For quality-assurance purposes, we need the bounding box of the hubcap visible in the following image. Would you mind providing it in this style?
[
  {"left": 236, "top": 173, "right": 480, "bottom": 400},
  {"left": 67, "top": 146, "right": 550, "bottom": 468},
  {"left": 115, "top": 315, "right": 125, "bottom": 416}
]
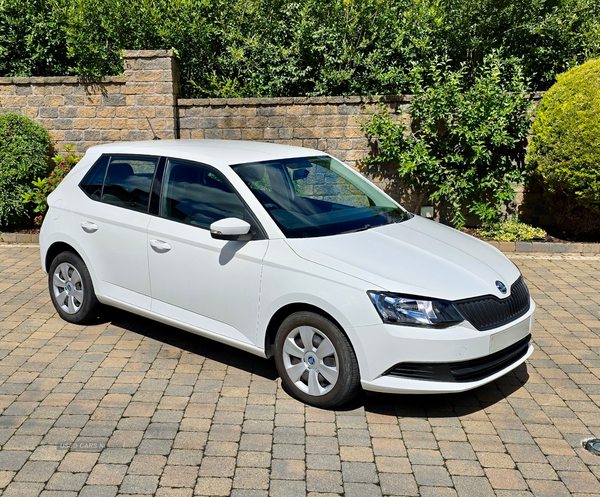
[
  {"left": 52, "top": 263, "right": 84, "bottom": 314},
  {"left": 282, "top": 326, "right": 339, "bottom": 396}
]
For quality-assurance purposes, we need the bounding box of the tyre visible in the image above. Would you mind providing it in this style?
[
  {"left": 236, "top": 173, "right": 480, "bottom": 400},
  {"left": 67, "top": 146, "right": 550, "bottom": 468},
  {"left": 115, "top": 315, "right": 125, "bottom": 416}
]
[
  {"left": 274, "top": 311, "right": 360, "bottom": 408},
  {"left": 48, "top": 251, "right": 100, "bottom": 324}
]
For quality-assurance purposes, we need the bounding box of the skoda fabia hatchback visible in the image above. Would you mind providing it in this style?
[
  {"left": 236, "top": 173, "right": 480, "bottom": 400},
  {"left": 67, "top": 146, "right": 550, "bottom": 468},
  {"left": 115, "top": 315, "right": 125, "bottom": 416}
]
[{"left": 41, "top": 140, "right": 534, "bottom": 407}]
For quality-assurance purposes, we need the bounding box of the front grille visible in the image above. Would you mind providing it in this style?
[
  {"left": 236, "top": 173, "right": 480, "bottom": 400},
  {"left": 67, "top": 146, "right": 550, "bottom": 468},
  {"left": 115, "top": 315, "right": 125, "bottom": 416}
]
[
  {"left": 454, "top": 276, "right": 530, "bottom": 331},
  {"left": 385, "top": 334, "right": 531, "bottom": 383}
]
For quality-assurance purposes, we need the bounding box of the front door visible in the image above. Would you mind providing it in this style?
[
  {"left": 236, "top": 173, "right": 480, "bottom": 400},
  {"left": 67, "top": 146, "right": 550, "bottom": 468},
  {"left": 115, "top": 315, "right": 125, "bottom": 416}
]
[{"left": 147, "top": 158, "right": 268, "bottom": 346}]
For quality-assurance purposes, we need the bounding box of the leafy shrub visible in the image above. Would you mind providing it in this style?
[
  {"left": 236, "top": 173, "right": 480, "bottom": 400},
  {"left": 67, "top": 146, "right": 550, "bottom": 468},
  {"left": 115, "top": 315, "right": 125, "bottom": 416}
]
[
  {"left": 527, "top": 59, "right": 600, "bottom": 240},
  {"left": 476, "top": 221, "right": 547, "bottom": 242},
  {"left": 0, "top": 113, "right": 51, "bottom": 228},
  {"left": 23, "top": 145, "right": 80, "bottom": 226},
  {"left": 362, "top": 53, "right": 533, "bottom": 229}
]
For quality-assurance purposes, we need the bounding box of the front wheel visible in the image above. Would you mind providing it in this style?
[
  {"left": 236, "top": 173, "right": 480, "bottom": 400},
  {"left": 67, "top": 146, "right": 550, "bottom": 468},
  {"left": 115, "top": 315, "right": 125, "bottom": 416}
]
[
  {"left": 274, "top": 311, "right": 360, "bottom": 408},
  {"left": 48, "top": 251, "right": 100, "bottom": 324}
]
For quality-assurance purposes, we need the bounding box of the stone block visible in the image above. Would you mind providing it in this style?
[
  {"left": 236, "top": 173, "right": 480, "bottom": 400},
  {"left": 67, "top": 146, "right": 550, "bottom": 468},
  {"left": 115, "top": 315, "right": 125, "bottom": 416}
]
[
  {"left": 101, "top": 130, "right": 121, "bottom": 141},
  {"left": 241, "top": 129, "right": 264, "bottom": 140},
  {"left": 245, "top": 117, "right": 268, "bottom": 128},
  {"left": 90, "top": 118, "right": 112, "bottom": 129},
  {"left": 317, "top": 115, "right": 347, "bottom": 127},
  {"left": 126, "top": 107, "right": 155, "bottom": 118},
  {"left": 96, "top": 107, "right": 116, "bottom": 118},
  {"left": 54, "top": 118, "right": 74, "bottom": 130},
  {"left": 307, "top": 104, "right": 332, "bottom": 115},
  {"left": 218, "top": 117, "right": 246, "bottom": 128},
  {"left": 72, "top": 118, "right": 90, "bottom": 129},
  {"left": 294, "top": 128, "right": 322, "bottom": 139},
  {"left": 62, "top": 131, "right": 84, "bottom": 143},
  {"left": 111, "top": 118, "right": 135, "bottom": 129},
  {"left": 85, "top": 95, "right": 103, "bottom": 106},
  {"left": 122, "top": 83, "right": 156, "bottom": 95},
  {"left": 136, "top": 95, "right": 166, "bottom": 106},
  {"left": 15, "top": 85, "right": 34, "bottom": 95},
  {"left": 102, "top": 94, "right": 126, "bottom": 106},
  {"left": 44, "top": 95, "right": 64, "bottom": 106},
  {"left": 222, "top": 129, "right": 243, "bottom": 140},
  {"left": 322, "top": 127, "right": 344, "bottom": 139},
  {"left": 77, "top": 106, "right": 96, "bottom": 118},
  {"left": 84, "top": 129, "right": 102, "bottom": 141},
  {"left": 264, "top": 128, "right": 279, "bottom": 139},
  {"left": 179, "top": 117, "right": 198, "bottom": 129},
  {"left": 65, "top": 95, "right": 86, "bottom": 106},
  {"left": 4, "top": 95, "right": 26, "bottom": 107},
  {"left": 26, "top": 96, "right": 44, "bottom": 107},
  {"left": 132, "top": 70, "right": 164, "bottom": 83},
  {"left": 39, "top": 107, "right": 59, "bottom": 118}
]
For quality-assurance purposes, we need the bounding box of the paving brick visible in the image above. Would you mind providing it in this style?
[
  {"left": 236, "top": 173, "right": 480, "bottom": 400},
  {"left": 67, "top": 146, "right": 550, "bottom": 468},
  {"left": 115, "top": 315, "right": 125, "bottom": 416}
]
[
  {"left": 378, "top": 473, "right": 419, "bottom": 496},
  {"left": 306, "top": 470, "right": 343, "bottom": 493},
  {"left": 194, "top": 477, "right": 232, "bottom": 496},
  {"left": 119, "top": 474, "right": 159, "bottom": 494},
  {"left": 86, "top": 464, "right": 127, "bottom": 485}
]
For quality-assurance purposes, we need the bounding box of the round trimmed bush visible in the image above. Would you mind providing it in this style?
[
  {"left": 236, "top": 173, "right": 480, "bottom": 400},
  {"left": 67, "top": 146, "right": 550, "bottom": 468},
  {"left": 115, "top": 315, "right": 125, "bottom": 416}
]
[
  {"left": 0, "top": 113, "right": 51, "bottom": 228},
  {"left": 527, "top": 59, "right": 600, "bottom": 240}
]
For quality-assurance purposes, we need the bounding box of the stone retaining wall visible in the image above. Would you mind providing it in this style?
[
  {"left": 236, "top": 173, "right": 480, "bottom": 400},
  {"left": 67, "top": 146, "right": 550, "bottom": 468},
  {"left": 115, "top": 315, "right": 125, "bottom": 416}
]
[
  {"left": 0, "top": 50, "right": 178, "bottom": 152},
  {"left": 0, "top": 50, "right": 548, "bottom": 225}
]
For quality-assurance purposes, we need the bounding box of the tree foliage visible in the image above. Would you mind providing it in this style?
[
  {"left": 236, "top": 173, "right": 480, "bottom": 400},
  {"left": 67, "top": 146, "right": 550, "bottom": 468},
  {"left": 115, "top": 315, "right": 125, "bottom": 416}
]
[
  {"left": 0, "top": 0, "right": 598, "bottom": 98},
  {"left": 362, "top": 54, "right": 533, "bottom": 229}
]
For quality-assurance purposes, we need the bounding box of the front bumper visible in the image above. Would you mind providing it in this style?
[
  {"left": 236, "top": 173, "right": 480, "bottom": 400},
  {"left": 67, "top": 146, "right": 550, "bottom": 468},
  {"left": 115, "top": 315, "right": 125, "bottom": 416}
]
[{"left": 354, "top": 299, "right": 535, "bottom": 394}]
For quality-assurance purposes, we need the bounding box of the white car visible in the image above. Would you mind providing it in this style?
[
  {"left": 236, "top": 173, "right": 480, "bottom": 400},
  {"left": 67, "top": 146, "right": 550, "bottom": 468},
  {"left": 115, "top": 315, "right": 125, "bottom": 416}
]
[{"left": 40, "top": 140, "right": 534, "bottom": 408}]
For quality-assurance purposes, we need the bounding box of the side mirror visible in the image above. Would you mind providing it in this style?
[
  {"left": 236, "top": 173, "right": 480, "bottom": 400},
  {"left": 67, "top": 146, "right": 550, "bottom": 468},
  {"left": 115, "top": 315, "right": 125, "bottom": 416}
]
[{"left": 210, "top": 218, "right": 253, "bottom": 241}]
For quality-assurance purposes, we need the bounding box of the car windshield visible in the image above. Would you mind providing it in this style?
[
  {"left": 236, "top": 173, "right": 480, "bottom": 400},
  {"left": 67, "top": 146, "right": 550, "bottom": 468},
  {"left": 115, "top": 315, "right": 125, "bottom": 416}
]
[{"left": 231, "top": 156, "right": 411, "bottom": 238}]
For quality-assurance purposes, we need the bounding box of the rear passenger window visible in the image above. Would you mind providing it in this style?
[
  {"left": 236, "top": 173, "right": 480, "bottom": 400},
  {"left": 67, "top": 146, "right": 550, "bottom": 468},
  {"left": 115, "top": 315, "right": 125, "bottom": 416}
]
[
  {"left": 102, "top": 157, "right": 158, "bottom": 212},
  {"left": 162, "top": 159, "right": 245, "bottom": 229},
  {"left": 80, "top": 155, "right": 110, "bottom": 200}
]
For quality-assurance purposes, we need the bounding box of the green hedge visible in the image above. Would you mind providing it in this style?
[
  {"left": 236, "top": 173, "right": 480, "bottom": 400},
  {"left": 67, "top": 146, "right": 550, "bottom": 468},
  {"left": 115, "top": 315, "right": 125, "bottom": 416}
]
[
  {"left": 362, "top": 54, "right": 532, "bottom": 229},
  {"left": 527, "top": 59, "right": 600, "bottom": 240},
  {"left": 0, "top": 0, "right": 598, "bottom": 98},
  {"left": 0, "top": 113, "right": 51, "bottom": 229}
]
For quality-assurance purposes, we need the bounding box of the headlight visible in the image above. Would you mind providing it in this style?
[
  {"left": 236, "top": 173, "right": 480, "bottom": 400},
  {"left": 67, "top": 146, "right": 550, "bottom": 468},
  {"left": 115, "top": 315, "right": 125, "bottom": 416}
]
[{"left": 367, "top": 291, "right": 464, "bottom": 328}]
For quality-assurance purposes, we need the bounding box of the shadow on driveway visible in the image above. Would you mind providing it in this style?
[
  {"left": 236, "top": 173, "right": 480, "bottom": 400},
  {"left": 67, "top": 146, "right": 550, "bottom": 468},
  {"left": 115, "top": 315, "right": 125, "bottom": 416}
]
[{"left": 103, "top": 307, "right": 530, "bottom": 418}]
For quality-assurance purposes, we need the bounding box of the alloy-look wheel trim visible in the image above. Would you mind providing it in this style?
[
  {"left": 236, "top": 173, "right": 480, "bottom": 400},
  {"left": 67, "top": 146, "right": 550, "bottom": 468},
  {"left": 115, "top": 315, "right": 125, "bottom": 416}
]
[
  {"left": 52, "top": 262, "right": 84, "bottom": 314},
  {"left": 282, "top": 325, "right": 339, "bottom": 396}
]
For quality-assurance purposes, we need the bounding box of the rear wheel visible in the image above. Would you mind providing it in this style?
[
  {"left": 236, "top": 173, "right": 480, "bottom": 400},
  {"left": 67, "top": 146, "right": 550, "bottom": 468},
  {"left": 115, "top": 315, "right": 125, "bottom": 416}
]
[
  {"left": 48, "top": 251, "right": 100, "bottom": 324},
  {"left": 274, "top": 311, "right": 360, "bottom": 408}
]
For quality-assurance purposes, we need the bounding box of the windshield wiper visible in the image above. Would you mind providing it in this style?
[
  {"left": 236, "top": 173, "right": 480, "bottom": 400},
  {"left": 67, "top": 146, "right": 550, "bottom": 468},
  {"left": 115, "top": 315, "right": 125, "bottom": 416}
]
[{"left": 340, "top": 224, "right": 374, "bottom": 234}]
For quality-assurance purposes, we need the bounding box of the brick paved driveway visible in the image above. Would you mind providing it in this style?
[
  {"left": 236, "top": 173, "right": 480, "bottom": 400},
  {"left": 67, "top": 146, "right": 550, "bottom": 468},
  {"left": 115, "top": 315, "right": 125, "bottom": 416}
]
[{"left": 1, "top": 245, "right": 600, "bottom": 497}]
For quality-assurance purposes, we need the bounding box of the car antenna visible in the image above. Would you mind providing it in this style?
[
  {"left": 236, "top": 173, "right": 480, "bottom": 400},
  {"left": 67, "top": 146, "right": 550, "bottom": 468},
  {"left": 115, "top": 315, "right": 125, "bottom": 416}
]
[{"left": 146, "top": 117, "right": 161, "bottom": 140}]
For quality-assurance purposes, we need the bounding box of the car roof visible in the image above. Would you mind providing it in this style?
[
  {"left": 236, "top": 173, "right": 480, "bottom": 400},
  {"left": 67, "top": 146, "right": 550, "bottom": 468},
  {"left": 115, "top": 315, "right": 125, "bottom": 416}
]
[{"left": 86, "top": 140, "right": 325, "bottom": 166}]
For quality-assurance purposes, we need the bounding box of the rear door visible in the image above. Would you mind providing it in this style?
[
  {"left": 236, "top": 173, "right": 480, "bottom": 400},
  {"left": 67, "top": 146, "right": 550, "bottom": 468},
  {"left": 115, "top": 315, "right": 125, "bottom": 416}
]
[{"left": 77, "top": 155, "right": 160, "bottom": 309}]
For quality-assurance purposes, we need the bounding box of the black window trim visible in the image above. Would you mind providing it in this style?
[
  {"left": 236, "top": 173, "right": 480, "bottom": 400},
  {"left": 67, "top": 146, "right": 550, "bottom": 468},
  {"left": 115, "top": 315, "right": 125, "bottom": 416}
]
[
  {"left": 157, "top": 156, "right": 268, "bottom": 240},
  {"left": 79, "top": 153, "right": 268, "bottom": 240},
  {"left": 79, "top": 153, "right": 163, "bottom": 214}
]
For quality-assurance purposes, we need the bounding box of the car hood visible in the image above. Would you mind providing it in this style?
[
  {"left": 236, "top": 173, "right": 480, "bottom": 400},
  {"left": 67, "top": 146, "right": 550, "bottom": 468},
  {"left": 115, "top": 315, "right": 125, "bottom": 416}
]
[{"left": 285, "top": 215, "right": 521, "bottom": 301}]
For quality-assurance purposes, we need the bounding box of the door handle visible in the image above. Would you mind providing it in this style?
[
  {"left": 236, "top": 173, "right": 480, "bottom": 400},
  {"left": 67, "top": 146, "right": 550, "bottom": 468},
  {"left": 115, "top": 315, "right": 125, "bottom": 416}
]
[
  {"left": 80, "top": 221, "right": 98, "bottom": 233},
  {"left": 149, "top": 239, "right": 171, "bottom": 252}
]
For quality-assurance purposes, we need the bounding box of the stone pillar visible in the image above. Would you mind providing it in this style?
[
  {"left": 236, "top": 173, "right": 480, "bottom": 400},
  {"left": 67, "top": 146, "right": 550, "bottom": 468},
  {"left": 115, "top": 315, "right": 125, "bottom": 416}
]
[{"left": 122, "top": 50, "right": 180, "bottom": 140}]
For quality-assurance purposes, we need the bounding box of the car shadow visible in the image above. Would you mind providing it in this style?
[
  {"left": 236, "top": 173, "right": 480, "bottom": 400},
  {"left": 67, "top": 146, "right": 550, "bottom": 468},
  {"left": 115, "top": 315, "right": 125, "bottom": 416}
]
[{"left": 100, "top": 308, "right": 530, "bottom": 416}]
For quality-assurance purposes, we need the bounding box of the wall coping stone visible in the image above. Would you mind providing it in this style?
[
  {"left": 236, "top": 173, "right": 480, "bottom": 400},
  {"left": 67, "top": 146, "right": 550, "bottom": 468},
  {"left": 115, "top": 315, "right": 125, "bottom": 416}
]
[
  {"left": 0, "top": 76, "right": 128, "bottom": 85},
  {"left": 178, "top": 94, "right": 414, "bottom": 107},
  {"left": 122, "top": 49, "right": 175, "bottom": 58}
]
